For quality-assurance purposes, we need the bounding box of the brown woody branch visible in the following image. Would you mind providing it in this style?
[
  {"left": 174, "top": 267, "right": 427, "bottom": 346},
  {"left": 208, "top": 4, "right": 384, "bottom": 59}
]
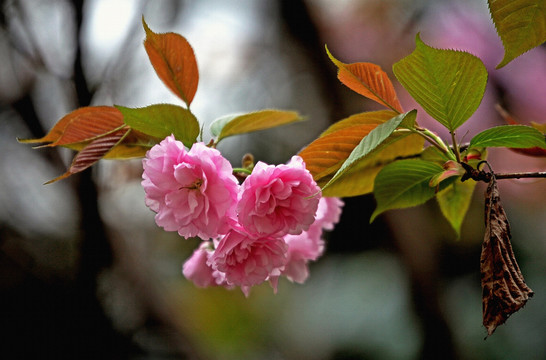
[
  {"left": 460, "top": 162, "right": 546, "bottom": 183},
  {"left": 494, "top": 172, "right": 546, "bottom": 180}
]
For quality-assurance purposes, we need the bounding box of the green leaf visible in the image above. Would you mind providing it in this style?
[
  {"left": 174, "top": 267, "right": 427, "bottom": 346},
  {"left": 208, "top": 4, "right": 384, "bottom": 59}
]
[
  {"left": 299, "top": 124, "right": 381, "bottom": 181},
  {"left": 436, "top": 180, "right": 476, "bottom": 238},
  {"left": 489, "top": 0, "right": 546, "bottom": 68},
  {"left": 531, "top": 121, "right": 546, "bottom": 133},
  {"left": 318, "top": 162, "right": 383, "bottom": 197},
  {"left": 317, "top": 130, "right": 424, "bottom": 197},
  {"left": 117, "top": 104, "right": 199, "bottom": 148},
  {"left": 101, "top": 129, "right": 160, "bottom": 159},
  {"left": 371, "top": 159, "right": 444, "bottom": 222},
  {"left": 211, "top": 110, "right": 303, "bottom": 142},
  {"left": 420, "top": 145, "right": 453, "bottom": 164},
  {"left": 210, "top": 114, "right": 237, "bottom": 137},
  {"left": 321, "top": 110, "right": 417, "bottom": 192},
  {"left": 393, "top": 34, "right": 488, "bottom": 131},
  {"left": 298, "top": 111, "right": 399, "bottom": 182},
  {"left": 469, "top": 125, "right": 546, "bottom": 149}
]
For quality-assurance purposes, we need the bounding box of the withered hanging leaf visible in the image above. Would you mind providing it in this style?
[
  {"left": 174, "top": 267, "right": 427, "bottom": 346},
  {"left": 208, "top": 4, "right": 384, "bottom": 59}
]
[{"left": 481, "top": 176, "right": 533, "bottom": 337}]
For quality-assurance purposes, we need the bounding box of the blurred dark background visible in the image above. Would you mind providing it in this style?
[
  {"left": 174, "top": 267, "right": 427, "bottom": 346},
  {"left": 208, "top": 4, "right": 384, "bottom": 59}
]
[{"left": 1, "top": 0, "right": 544, "bottom": 359}]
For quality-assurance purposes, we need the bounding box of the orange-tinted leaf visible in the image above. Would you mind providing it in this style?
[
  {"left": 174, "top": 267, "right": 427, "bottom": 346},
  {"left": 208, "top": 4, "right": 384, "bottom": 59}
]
[
  {"left": 300, "top": 110, "right": 419, "bottom": 186},
  {"left": 495, "top": 105, "right": 546, "bottom": 157},
  {"left": 319, "top": 110, "right": 398, "bottom": 137},
  {"left": 46, "top": 127, "right": 131, "bottom": 184},
  {"left": 299, "top": 124, "right": 380, "bottom": 181},
  {"left": 326, "top": 46, "right": 403, "bottom": 113},
  {"left": 143, "top": 17, "right": 198, "bottom": 106},
  {"left": 18, "top": 106, "right": 125, "bottom": 147}
]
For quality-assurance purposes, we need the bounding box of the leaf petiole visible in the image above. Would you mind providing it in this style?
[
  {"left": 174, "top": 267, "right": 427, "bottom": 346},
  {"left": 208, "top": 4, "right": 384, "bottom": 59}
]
[
  {"left": 450, "top": 131, "right": 462, "bottom": 163},
  {"left": 410, "top": 127, "right": 456, "bottom": 161}
]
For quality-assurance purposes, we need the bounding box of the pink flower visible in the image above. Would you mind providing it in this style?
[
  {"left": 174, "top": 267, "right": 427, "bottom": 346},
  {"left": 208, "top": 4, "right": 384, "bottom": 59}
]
[
  {"left": 237, "top": 156, "right": 321, "bottom": 237},
  {"left": 282, "top": 197, "right": 344, "bottom": 283},
  {"left": 142, "top": 136, "right": 239, "bottom": 239},
  {"left": 208, "top": 226, "right": 288, "bottom": 290},
  {"left": 182, "top": 241, "right": 235, "bottom": 289},
  {"left": 282, "top": 228, "right": 323, "bottom": 284},
  {"left": 182, "top": 242, "right": 216, "bottom": 288},
  {"left": 314, "top": 196, "right": 344, "bottom": 231}
]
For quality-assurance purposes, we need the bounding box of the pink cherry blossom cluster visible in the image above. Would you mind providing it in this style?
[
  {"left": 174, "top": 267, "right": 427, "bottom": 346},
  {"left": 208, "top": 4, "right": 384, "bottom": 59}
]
[{"left": 142, "top": 135, "right": 343, "bottom": 296}]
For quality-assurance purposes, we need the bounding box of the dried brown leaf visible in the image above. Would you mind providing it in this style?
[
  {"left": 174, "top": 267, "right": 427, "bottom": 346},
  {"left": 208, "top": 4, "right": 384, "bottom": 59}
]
[{"left": 481, "top": 176, "right": 533, "bottom": 337}]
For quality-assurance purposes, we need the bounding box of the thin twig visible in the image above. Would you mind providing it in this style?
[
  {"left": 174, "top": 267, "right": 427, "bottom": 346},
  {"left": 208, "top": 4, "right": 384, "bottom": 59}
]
[{"left": 494, "top": 172, "right": 546, "bottom": 180}]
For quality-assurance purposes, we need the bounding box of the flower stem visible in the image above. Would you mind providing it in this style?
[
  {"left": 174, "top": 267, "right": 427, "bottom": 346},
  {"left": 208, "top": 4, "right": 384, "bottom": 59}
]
[{"left": 233, "top": 167, "right": 252, "bottom": 175}]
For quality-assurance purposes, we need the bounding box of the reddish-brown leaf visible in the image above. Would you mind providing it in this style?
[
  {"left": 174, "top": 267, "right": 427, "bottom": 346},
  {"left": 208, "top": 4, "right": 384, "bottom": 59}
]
[
  {"left": 45, "top": 127, "right": 131, "bottom": 184},
  {"left": 18, "top": 106, "right": 125, "bottom": 147},
  {"left": 64, "top": 129, "right": 159, "bottom": 159},
  {"left": 103, "top": 129, "right": 159, "bottom": 159},
  {"left": 327, "top": 46, "right": 403, "bottom": 113},
  {"left": 481, "top": 176, "right": 533, "bottom": 337},
  {"left": 143, "top": 17, "right": 198, "bottom": 106}
]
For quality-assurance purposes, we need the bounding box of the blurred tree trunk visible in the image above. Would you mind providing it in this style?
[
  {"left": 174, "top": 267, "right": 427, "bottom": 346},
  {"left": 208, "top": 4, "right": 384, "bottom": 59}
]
[{"left": 1, "top": 1, "right": 199, "bottom": 358}]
